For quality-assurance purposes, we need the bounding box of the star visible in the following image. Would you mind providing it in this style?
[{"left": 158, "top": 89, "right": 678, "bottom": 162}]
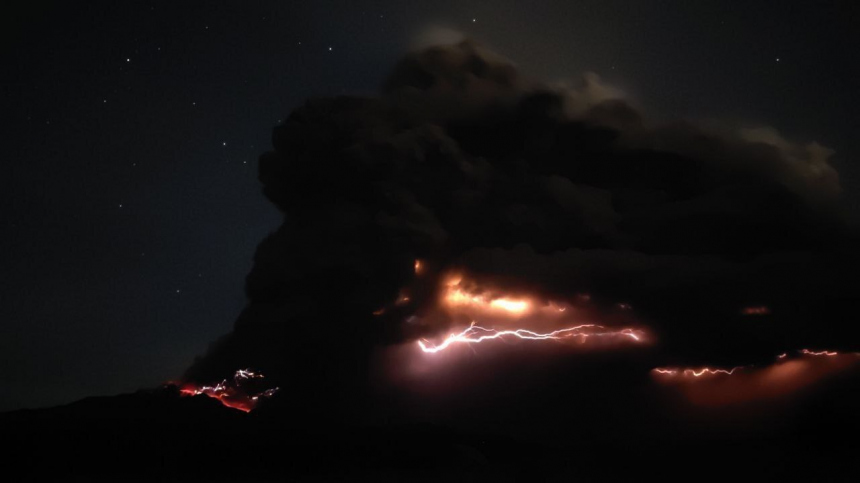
[{"left": 328, "top": 47, "right": 333, "bottom": 51}]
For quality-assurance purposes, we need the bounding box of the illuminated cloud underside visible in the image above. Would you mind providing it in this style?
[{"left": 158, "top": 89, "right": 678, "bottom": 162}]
[
  {"left": 652, "top": 350, "right": 860, "bottom": 406},
  {"left": 415, "top": 271, "right": 645, "bottom": 353}
]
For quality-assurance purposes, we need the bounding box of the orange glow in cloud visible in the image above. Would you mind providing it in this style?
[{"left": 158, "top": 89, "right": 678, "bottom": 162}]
[
  {"left": 741, "top": 306, "right": 771, "bottom": 315},
  {"left": 411, "top": 272, "right": 645, "bottom": 354},
  {"left": 396, "top": 290, "right": 411, "bottom": 305},
  {"left": 488, "top": 298, "right": 530, "bottom": 313},
  {"left": 439, "top": 273, "right": 569, "bottom": 318}
]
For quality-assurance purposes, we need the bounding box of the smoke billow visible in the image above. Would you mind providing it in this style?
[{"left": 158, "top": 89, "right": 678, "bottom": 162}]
[{"left": 184, "top": 40, "right": 859, "bottom": 421}]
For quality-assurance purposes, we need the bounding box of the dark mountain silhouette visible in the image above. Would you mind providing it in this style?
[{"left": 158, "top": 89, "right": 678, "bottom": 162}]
[{"left": 5, "top": 369, "right": 860, "bottom": 481}]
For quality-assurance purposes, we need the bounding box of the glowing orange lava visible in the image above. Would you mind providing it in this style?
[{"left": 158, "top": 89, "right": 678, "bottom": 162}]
[
  {"left": 418, "top": 322, "right": 645, "bottom": 353},
  {"left": 179, "top": 369, "right": 279, "bottom": 413}
]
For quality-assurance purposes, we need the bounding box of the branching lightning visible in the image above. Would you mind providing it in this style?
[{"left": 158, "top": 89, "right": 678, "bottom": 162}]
[
  {"left": 800, "top": 349, "right": 839, "bottom": 357},
  {"left": 418, "top": 322, "right": 644, "bottom": 353},
  {"left": 652, "top": 349, "right": 859, "bottom": 380},
  {"left": 652, "top": 366, "right": 745, "bottom": 378}
]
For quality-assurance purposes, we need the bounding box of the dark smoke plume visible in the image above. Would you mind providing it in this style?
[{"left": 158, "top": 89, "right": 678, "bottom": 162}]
[{"left": 184, "top": 40, "right": 859, "bottom": 420}]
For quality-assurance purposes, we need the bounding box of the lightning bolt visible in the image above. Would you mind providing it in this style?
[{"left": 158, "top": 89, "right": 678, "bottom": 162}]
[{"left": 418, "top": 323, "right": 644, "bottom": 353}]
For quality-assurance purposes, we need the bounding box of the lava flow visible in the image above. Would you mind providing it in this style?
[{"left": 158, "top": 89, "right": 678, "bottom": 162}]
[
  {"left": 418, "top": 322, "right": 645, "bottom": 353},
  {"left": 179, "top": 368, "right": 279, "bottom": 413}
]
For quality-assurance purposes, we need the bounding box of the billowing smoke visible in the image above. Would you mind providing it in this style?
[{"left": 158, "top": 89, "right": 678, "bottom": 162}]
[{"left": 184, "top": 40, "right": 859, "bottom": 422}]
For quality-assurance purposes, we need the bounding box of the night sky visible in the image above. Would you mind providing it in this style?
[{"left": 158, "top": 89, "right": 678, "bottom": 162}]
[{"left": 2, "top": 0, "right": 858, "bottom": 412}]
